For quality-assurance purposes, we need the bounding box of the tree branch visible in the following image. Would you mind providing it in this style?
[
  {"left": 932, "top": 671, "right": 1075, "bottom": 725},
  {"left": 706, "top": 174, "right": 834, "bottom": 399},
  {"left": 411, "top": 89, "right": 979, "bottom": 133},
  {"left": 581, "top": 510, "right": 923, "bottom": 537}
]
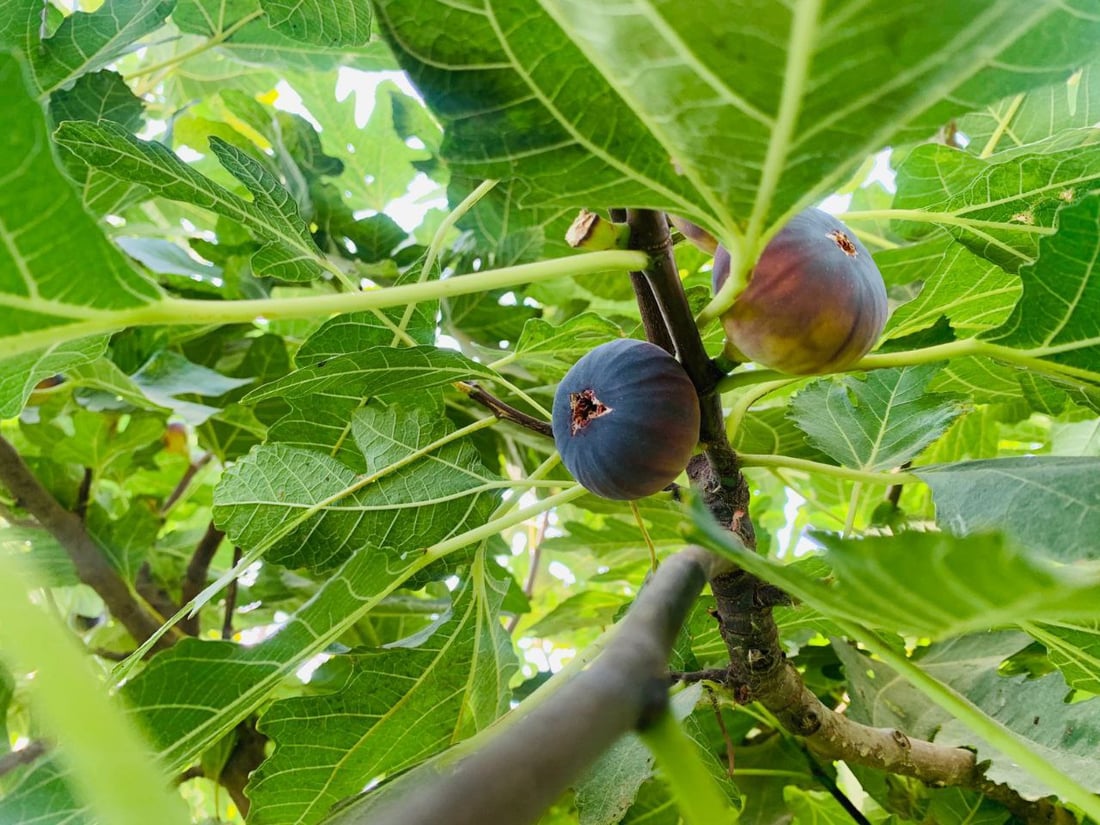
[
  {"left": 706, "top": 568, "right": 1071, "bottom": 824},
  {"left": 0, "top": 436, "right": 178, "bottom": 652},
  {"left": 222, "top": 546, "right": 243, "bottom": 640},
  {"left": 161, "top": 452, "right": 213, "bottom": 515},
  {"left": 0, "top": 740, "right": 49, "bottom": 776},
  {"left": 624, "top": 209, "right": 725, "bottom": 445},
  {"left": 458, "top": 382, "right": 553, "bottom": 438},
  {"left": 610, "top": 208, "right": 676, "bottom": 356},
  {"left": 180, "top": 522, "right": 226, "bottom": 636},
  {"left": 356, "top": 545, "right": 722, "bottom": 825}
]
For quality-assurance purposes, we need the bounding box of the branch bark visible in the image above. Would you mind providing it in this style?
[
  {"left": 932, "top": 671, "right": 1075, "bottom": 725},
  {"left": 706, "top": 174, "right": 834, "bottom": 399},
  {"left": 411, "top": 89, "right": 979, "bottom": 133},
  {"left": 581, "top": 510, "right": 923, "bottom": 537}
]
[
  {"left": 180, "top": 522, "right": 226, "bottom": 635},
  {"left": 705, "top": 568, "right": 1071, "bottom": 824},
  {"left": 610, "top": 208, "right": 676, "bottom": 356},
  {"left": 458, "top": 382, "right": 554, "bottom": 438},
  {"left": 624, "top": 209, "right": 725, "bottom": 445},
  {"left": 0, "top": 436, "right": 178, "bottom": 652},
  {"left": 354, "top": 545, "right": 721, "bottom": 825},
  {"left": 0, "top": 740, "right": 49, "bottom": 776}
]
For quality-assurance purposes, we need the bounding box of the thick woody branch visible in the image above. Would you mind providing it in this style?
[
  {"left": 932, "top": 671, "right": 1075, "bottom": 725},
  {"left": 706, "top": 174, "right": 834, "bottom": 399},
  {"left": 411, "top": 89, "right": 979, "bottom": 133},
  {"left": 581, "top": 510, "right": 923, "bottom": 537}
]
[
  {"left": 354, "top": 545, "right": 720, "bottom": 825},
  {"left": 0, "top": 436, "right": 177, "bottom": 652},
  {"left": 706, "top": 569, "right": 1069, "bottom": 824}
]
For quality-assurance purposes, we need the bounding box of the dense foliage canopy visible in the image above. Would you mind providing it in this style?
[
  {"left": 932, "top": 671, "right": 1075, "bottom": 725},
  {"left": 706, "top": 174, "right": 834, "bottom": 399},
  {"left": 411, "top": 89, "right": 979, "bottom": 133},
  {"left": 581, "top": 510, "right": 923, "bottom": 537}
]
[{"left": 2, "top": 2, "right": 1100, "bottom": 824}]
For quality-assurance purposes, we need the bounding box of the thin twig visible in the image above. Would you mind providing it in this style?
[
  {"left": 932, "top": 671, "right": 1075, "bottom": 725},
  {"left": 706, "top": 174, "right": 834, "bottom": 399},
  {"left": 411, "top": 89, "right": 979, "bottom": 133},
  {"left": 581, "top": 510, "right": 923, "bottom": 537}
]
[
  {"left": 610, "top": 208, "right": 675, "bottom": 355},
  {"left": 161, "top": 452, "right": 213, "bottom": 516},
  {"left": 458, "top": 382, "right": 553, "bottom": 438},
  {"left": 180, "top": 523, "right": 226, "bottom": 635},
  {"left": 710, "top": 691, "right": 736, "bottom": 777},
  {"left": 222, "top": 546, "right": 243, "bottom": 641},
  {"left": 0, "top": 740, "right": 49, "bottom": 776},
  {"left": 505, "top": 512, "right": 549, "bottom": 634},
  {"left": 74, "top": 468, "right": 92, "bottom": 521}
]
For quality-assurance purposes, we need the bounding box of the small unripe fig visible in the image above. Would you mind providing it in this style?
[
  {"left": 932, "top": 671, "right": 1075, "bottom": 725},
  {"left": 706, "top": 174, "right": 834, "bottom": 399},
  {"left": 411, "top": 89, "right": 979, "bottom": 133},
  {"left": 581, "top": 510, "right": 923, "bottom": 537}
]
[
  {"left": 719, "top": 208, "right": 887, "bottom": 375},
  {"left": 668, "top": 215, "right": 718, "bottom": 254},
  {"left": 552, "top": 339, "right": 700, "bottom": 500}
]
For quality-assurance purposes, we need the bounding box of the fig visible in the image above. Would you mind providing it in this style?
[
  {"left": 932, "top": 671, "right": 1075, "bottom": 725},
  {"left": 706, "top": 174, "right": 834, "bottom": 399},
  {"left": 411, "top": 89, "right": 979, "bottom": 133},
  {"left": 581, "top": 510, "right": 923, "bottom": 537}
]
[
  {"left": 668, "top": 215, "right": 719, "bottom": 254},
  {"left": 718, "top": 208, "right": 887, "bottom": 375},
  {"left": 552, "top": 339, "right": 700, "bottom": 500}
]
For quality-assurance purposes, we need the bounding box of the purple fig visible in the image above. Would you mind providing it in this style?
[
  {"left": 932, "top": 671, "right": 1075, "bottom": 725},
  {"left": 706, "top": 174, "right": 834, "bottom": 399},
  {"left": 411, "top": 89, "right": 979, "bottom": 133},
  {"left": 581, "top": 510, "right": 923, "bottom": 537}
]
[
  {"left": 552, "top": 339, "right": 700, "bottom": 500},
  {"left": 719, "top": 209, "right": 887, "bottom": 375}
]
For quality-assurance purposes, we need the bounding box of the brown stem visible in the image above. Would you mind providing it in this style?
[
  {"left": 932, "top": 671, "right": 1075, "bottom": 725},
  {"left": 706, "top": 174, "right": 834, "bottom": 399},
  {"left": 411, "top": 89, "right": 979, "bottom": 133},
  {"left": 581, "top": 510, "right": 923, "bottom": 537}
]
[
  {"left": 222, "top": 546, "right": 243, "bottom": 640},
  {"left": 180, "top": 522, "right": 226, "bottom": 635},
  {"left": 161, "top": 452, "right": 213, "bottom": 515},
  {"left": 505, "top": 512, "right": 549, "bottom": 634},
  {"left": 706, "top": 568, "right": 1071, "bottom": 824},
  {"left": 0, "top": 436, "right": 177, "bottom": 652},
  {"left": 74, "top": 468, "right": 92, "bottom": 521},
  {"left": 0, "top": 740, "right": 49, "bottom": 776},
  {"left": 624, "top": 209, "right": 725, "bottom": 445},
  {"left": 610, "top": 208, "right": 676, "bottom": 355},
  {"left": 458, "top": 383, "right": 553, "bottom": 438},
  {"left": 219, "top": 719, "right": 268, "bottom": 817}
]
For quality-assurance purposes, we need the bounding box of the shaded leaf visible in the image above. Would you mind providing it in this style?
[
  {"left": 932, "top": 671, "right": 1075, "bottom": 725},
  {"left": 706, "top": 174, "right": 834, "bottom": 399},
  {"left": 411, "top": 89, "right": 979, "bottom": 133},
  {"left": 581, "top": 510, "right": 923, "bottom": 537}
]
[{"left": 917, "top": 456, "right": 1100, "bottom": 562}]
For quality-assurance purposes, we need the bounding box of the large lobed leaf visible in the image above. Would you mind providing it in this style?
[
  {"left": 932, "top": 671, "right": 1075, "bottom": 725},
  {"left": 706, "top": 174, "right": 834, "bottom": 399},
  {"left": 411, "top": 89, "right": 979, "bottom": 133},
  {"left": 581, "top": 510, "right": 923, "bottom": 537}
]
[
  {"left": 213, "top": 405, "right": 501, "bottom": 571},
  {"left": 372, "top": 0, "right": 1100, "bottom": 251},
  {"left": 0, "top": 52, "right": 161, "bottom": 401},
  {"left": 246, "top": 556, "right": 516, "bottom": 825},
  {"left": 790, "top": 365, "right": 965, "bottom": 471}
]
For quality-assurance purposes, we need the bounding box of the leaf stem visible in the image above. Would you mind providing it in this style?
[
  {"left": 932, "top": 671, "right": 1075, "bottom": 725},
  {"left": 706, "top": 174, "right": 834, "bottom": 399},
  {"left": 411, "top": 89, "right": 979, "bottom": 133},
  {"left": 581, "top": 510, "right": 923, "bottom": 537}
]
[
  {"left": 425, "top": 484, "right": 587, "bottom": 563},
  {"left": 718, "top": 337, "right": 1100, "bottom": 393},
  {"left": 8, "top": 249, "right": 649, "bottom": 359},
  {"left": 837, "top": 208, "right": 1056, "bottom": 236},
  {"left": 420, "top": 179, "right": 499, "bottom": 283},
  {"left": 125, "top": 11, "right": 266, "bottom": 82},
  {"left": 639, "top": 712, "right": 734, "bottom": 825},
  {"left": 979, "top": 94, "right": 1025, "bottom": 158},
  {"left": 832, "top": 619, "right": 1100, "bottom": 824},
  {"left": 737, "top": 454, "right": 918, "bottom": 486}
]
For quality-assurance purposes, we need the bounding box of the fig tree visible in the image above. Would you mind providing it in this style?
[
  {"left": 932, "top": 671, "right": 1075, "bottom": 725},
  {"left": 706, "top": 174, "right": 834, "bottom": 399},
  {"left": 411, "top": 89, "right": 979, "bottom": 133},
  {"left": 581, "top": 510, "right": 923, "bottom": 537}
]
[
  {"left": 717, "top": 208, "right": 887, "bottom": 375},
  {"left": 552, "top": 339, "right": 700, "bottom": 500}
]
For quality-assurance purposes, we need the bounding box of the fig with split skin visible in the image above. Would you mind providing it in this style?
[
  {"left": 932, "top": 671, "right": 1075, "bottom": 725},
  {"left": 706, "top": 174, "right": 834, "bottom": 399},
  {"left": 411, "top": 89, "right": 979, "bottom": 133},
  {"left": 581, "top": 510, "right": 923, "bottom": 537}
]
[
  {"left": 712, "top": 208, "right": 888, "bottom": 375},
  {"left": 552, "top": 339, "right": 700, "bottom": 500}
]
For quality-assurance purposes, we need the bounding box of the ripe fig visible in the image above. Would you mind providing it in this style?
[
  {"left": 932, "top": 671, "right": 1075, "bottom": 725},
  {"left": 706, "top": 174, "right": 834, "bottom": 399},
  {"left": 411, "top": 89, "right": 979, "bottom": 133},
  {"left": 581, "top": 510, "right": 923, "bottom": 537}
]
[
  {"left": 719, "top": 208, "right": 887, "bottom": 375},
  {"left": 552, "top": 339, "right": 700, "bottom": 500}
]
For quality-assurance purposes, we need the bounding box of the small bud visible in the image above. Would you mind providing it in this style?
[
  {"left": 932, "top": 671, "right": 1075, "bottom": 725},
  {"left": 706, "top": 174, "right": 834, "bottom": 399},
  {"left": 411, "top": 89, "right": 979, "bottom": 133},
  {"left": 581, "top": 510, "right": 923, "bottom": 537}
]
[{"left": 566, "top": 209, "right": 630, "bottom": 250}]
